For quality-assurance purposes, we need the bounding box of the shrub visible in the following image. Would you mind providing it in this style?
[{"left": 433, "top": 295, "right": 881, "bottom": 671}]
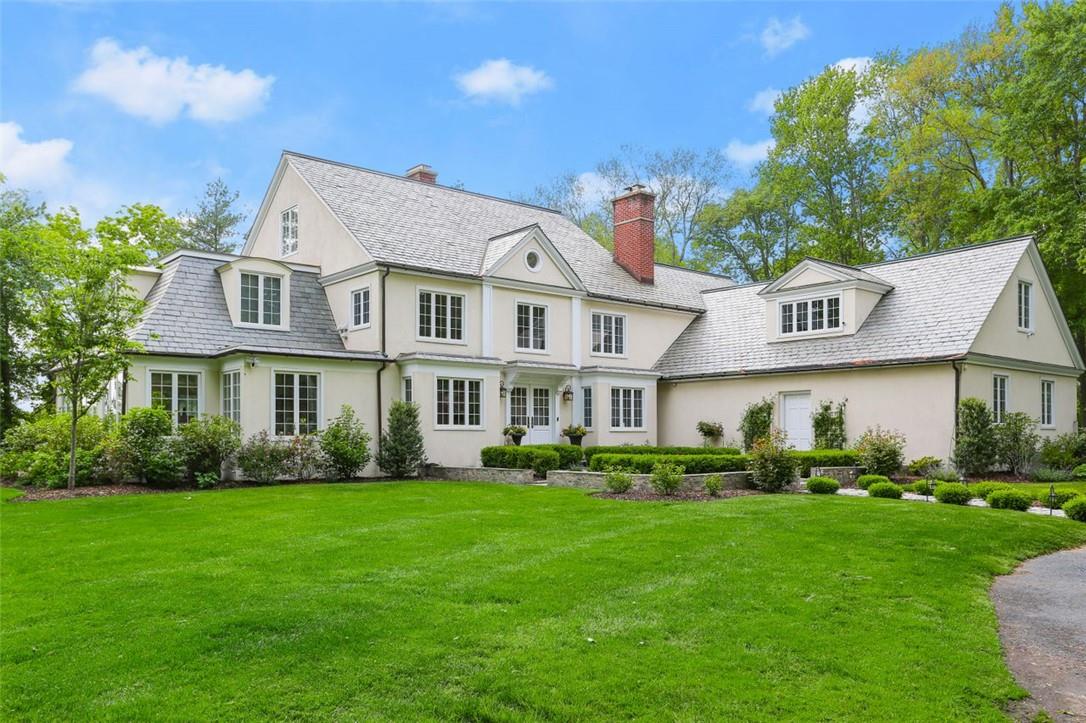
[
  {"left": 376, "top": 401, "right": 428, "bottom": 477},
  {"left": 907, "top": 456, "right": 942, "bottom": 477},
  {"left": 1063, "top": 496, "right": 1086, "bottom": 522},
  {"left": 954, "top": 398, "right": 996, "bottom": 477},
  {"left": 521, "top": 444, "right": 583, "bottom": 469},
  {"left": 237, "top": 431, "right": 291, "bottom": 484},
  {"left": 738, "top": 398, "right": 774, "bottom": 452},
  {"left": 967, "top": 481, "right": 1011, "bottom": 500},
  {"left": 604, "top": 466, "right": 634, "bottom": 493},
  {"left": 1039, "top": 432, "right": 1086, "bottom": 469},
  {"left": 910, "top": 480, "right": 935, "bottom": 495},
  {"left": 582, "top": 445, "right": 741, "bottom": 464},
  {"left": 790, "top": 449, "right": 861, "bottom": 476},
  {"left": 1031, "top": 466, "right": 1073, "bottom": 483},
  {"left": 854, "top": 426, "right": 906, "bottom": 477},
  {"left": 748, "top": 428, "right": 797, "bottom": 493},
  {"left": 986, "top": 489, "right": 1033, "bottom": 511},
  {"left": 1075, "top": 463, "right": 1086, "bottom": 480},
  {"left": 319, "top": 405, "right": 372, "bottom": 479},
  {"left": 704, "top": 474, "right": 723, "bottom": 496},
  {"left": 812, "top": 400, "right": 847, "bottom": 450},
  {"left": 144, "top": 440, "right": 186, "bottom": 487},
  {"left": 650, "top": 462, "right": 685, "bottom": 496},
  {"left": 0, "top": 413, "right": 108, "bottom": 487},
  {"left": 176, "top": 415, "right": 241, "bottom": 479},
  {"left": 925, "top": 466, "right": 962, "bottom": 484},
  {"left": 696, "top": 420, "right": 724, "bottom": 445},
  {"left": 195, "top": 471, "right": 219, "bottom": 490},
  {"left": 857, "top": 474, "right": 890, "bottom": 490},
  {"left": 867, "top": 482, "right": 903, "bottom": 499},
  {"left": 480, "top": 446, "right": 560, "bottom": 475},
  {"left": 994, "top": 412, "right": 1040, "bottom": 477},
  {"left": 285, "top": 434, "right": 323, "bottom": 479},
  {"left": 806, "top": 476, "right": 840, "bottom": 494},
  {"left": 119, "top": 407, "right": 174, "bottom": 484},
  {"left": 587, "top": 453, "right": 748, "bottom": 474},
  {"left": 1042, "top": 489, "right": 1083, "bottom": 509},
  {"left": 933, "top": 482, "right": 971, "bottom": 505}
]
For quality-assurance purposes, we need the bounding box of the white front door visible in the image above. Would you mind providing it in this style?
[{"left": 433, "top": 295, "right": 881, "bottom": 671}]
[
  {"left": 782, "top": 392, "right": 812, "bottom": 450},
  {"left": 510, "top": 385, "right": 553, "bottom": 445}
]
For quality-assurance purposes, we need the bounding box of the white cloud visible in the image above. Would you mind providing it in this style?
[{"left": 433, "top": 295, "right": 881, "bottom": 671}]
[
  {"left": 74, "top": 38, "right": 274, "bottom": 124},
  {"left": 724, "top": 138, "right": 775, "bottom": 167},
  {"left": 747, "top": 87, "right": 782, "bottom": 115},
  {"left": 454, "top": 58, "right": 553, "bottom": 105},
  {"left": 0, "top": 121, "right": 73, "bottom": 188},
  {"left": 833, "top": 56, "right": 873, "bottom": 74},
  {"left": 760, "top": 16, "right": 810, "bottom": 57},
  {"left": 575, "top": 170, "right": 613, "bottom": 209}
]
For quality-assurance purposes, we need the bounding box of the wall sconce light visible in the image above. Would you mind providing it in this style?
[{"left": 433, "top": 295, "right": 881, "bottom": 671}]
[
  {"left": 247, "top": 356, "right": 259, "bottom": 369},
  {"left": 561, "top": 385, "right": 574, "bottom": 402},
  {"left": 499, "top": 380, "right": 508, "bottom": 398}
]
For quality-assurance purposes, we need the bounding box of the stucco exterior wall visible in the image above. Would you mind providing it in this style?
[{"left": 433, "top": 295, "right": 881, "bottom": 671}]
[
  {"left": 492, "top": 287, "right": 573, "bottom": 363},
  {"left": 959, "top": 362, "right": 1078, "bottom": 438},
  {"left": 324, "top": 269, "right": 382, "bottom": 353},
  {"left": 384, "top": 273, "right": 483, "bottom": 358},
  {"left": 581, "top": 300, "right": 695, "bottom": 370},
  {"left": 488, "top": 237, "right": 575, "bottom": 289}
]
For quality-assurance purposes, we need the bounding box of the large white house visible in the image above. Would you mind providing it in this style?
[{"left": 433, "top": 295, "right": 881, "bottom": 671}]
[{"left": 111, "top": 152, "right": 1083, "bottom": 472}]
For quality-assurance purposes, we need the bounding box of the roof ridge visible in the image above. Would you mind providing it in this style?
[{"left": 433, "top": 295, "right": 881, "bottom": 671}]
[
  {"left": 860, "top": 234, "right": 1034, "bottom": 269},
  {"left": 654, "top": 261, "right": 734, "bottom": 282}
]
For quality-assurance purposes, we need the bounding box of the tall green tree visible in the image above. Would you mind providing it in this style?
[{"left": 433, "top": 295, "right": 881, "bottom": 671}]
[
  {"left": 181, "top": 178, "right": 246, "bottom": 253},
  {"left": 96, "top": 203, "right": 184, "bottom": 259}
]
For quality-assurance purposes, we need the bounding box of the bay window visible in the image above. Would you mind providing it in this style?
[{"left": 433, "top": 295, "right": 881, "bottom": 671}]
[
  {"left": 610, "top": 387, "right": 644, "bottom": 430},
  {"left": 436, "top": 377, "right": 482, "bottom": 428}
]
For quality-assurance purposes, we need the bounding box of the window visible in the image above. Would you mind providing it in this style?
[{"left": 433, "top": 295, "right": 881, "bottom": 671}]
[
  {"left": 609, "top": 387, "right": 644, "bottom": 430},
  {"left": 351, "top": 287, "right": 371, "bottom": 328},
  {"left": 280, "top": 207, "right": 298, "bottom": 256},
  {"left": 403, "top": 376, "right": 413, "bottom": 404},
  {"left": 1040, "top": 380, "right": 1054, "bottom": 427},
  {"left": 150, "top": 371, "right": 199, "bottom": 426},
  {"left": 1017, "top": 280, "right": 1033, "bottom": 330},
  {"left": 992, "top": 374, "right": 1008, "bottom": 424},
  {"left": 591, "top": 312, "right": 626, "bottom": 356},
  {"left": 240, "top": 272, "right": 282, "bottom": 327},
  {"left": 525, "top": 250, "right": 541, "bottom": 271},
  {"left": 516, "top": 302, "right": 547, "bottom": 352},
  {"left": 274, "top": 372, "right": 319, "bottom": 436},
  {"left": 221, "top": 371, "right": 240, "bottom": 423},
  {"left": 582, "top": 386, "right": 593, "bottom": 429},
  {"left": 418, "top": 290, "right": 464, "bottom": 342},
  {"left": 780, "top": 296, "right": 841, "bottom": 336},
  {"left": 436, "top": 377, "right": 482, "bottom": 428}
]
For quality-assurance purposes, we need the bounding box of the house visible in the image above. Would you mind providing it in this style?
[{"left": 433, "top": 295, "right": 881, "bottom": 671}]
[{"left": 112, "top": 152, "right": 1083, "bottom": 472}]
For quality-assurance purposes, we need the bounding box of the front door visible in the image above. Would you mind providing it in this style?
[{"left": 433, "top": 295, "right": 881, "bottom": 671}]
[
  {"left": 510, "top": 385, "right": 553, "bottom": 444},
  {"left": 782, "top": 392, "right": 812, "bottom": 450}
]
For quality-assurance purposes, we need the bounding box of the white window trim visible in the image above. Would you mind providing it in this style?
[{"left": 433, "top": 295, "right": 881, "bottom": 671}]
[
  {"left": 524, "top": 249, "right": 542, "bottom": 273},
  {"left": 280, "top": 206, "right": 299, "bottom": 259},
  {"left": 270, "top": 370, "right": 323, "bottom": 437},
  {"left": 402, "top": 375, "right": 413, "bottom": 404},
  {"left": 1040, "top": 379, "right": 1055, "bottom": 429},
  {"left": 992, "top": 373, "right": 1009, "bottom": 425},
  {"left": 349, "top": 285, "right": 372, "bottom": 330},
  {"left": 777, "top": 293, "right": 843, "bottom": 338},
  {"left": 581, "top": 385, "right": 593, "bottom": 430},
  {"left": 1017, "top": 279, "right": 1034, "bottom": 333},
  {"left": 590, "top": 310, "right": 629, "bottom": 359},
  {"left": 146, "top": 369, "right": 204, "bottom": 426},
  {"left": 221, "top": 370, "right": 242, "bottom": 423},
  {"left": 239, "top": 271, "right": 287, "bottom": 330},
  {"left": 514, "top": 299, "right": 549, "bottom": 354},
  {"left": 434, "top": 375, "right": 486, "bottom": 430},
  {"left": 609, "top": 385, "right": 646, "bottom": 432},
  {"left": 415, "top": 286, "right": 468, "bottom": 346}
]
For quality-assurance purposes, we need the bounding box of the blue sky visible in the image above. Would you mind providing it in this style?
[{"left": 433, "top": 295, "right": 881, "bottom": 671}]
[{"left": 2, "top": 1, "right": 1004, "bottom": 227}]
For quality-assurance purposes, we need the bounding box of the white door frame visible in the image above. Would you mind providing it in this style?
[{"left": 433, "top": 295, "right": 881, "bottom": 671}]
[
  {"left": 509, "top": 383, "right": 554, "bottom": 444},
  {"left": 781, "top": 391, "right": 812, "bottom": 451}
]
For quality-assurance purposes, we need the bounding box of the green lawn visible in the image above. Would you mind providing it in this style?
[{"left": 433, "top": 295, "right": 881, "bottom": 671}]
[{"left": 2, "top": 483, "right": 1084, "bottom": 721}]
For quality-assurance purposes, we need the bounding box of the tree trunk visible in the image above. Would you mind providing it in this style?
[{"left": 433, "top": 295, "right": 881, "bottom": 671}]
[{"left": 68, "top": 411, "right": 79, "bottom": 490}]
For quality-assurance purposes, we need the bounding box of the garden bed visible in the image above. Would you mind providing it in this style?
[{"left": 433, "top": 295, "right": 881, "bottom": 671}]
[
  {"left": 596, "top": 488, "right": 762, "bottom": 502},
  {"left": 7, "top": 484, "right": 165, "bottom": 502}
]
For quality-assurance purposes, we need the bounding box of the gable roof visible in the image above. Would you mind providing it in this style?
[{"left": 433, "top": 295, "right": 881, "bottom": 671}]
[
  {"left": 130, "top": 254, "right": 381, "bottom": 361},
  {"left": 275, "top": 152, "right": 729, "bottom": 311},
  {"left": 759, "top": 257, "right": 893, "bottom": 296},
  {"left": 654, "top": 236, "right": 1051, "bottom": 379}
]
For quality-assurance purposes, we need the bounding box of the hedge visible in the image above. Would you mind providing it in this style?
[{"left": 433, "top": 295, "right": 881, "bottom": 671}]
[
  {"left": 582, "top": 445, "right": 741, "bottom": 465},
  {"left": 479, "top": 446, "right": 561, "bottom": 475},
  {"left": 517, "top": 444, "right": 583, "bottom": 469},
  {"left": 790, "top": 450, "right": 861, "bottom": 476},
  {"left": 588, "top": 453, "right": 750, "bottom": 474}
]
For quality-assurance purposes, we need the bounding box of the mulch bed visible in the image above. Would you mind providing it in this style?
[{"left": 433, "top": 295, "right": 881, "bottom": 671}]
[
  {"left": 595, "top": 489, "right": 762, "bottom": 502},
  {"left": 8, "top": 484, "right": 167, "bottom": 502}
]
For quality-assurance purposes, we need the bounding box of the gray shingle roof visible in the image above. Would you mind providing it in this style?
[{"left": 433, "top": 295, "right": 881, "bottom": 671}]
[
  {"left": 131, "top": 255, "right": 381, "bottom": 360},
  {"left": 285, "top": 153, "right": 728, "bottom": 311},
  {"left": 654, "top": 237, "right": 1034, "bottom": 379}
]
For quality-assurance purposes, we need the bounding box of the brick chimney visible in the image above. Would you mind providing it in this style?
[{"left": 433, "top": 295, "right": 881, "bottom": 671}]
[
  {"left": 612, "top": 184, "right": 655, "bottom": 284},
  {"left": 405, "top": 164, "right": 437, "bottom": 184}
]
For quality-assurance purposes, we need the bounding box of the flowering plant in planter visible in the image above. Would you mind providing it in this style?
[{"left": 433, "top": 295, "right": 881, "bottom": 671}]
[
  {"left": 502, "top": 425, "right": 527, "bottom": 445},
  {"left": 561, "top": 424, "right": 588, "bottom": 446}
]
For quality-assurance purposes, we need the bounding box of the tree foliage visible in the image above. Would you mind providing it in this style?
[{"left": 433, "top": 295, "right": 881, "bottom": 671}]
[{"left": 181, "top": 178, "right": 246, "bottom": 253}]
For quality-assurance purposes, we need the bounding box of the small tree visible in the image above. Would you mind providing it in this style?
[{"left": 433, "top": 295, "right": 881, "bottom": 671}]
[
  {"left": 181, "top": 179, "right": 245, "bottom": 253},
  {"left": 995, "top": 412, "right": 1040, "bottom": 477},
  {"left": 738, "top": 398, "right": 775, "bottom": 452},
  {"left": 854, "top": 426, "right": 906, "bottom": 477},
  {"left": 953, "top": 397, "right": 996, "bottom": 477},
  {"left": 376, "top": 401, "right": 427, "bottom": 478},
  {"left": 748, "top": 427, "right": 798, "bottom": 493},
  {"left": 320, "top": 405, "right": 372, "bottom": 479},
  {"left": 812, "top": 400, "right": 847, "bottom": 449}
]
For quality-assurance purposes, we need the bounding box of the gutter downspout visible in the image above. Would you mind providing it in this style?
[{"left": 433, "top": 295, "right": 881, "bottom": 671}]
[
  {"left": 952, "top": 360, "right": 962, "bottom": 442},
  {"left": 375, "top": 267, "right": 391, "bottom": 458}
]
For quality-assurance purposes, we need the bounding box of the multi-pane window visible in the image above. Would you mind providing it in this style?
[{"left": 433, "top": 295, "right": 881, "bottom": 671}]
[
  {"left": 150, "top": 371, "right": 199, "bottom": 426},
  {"left": 780, "top": 296, "right": 841, "bottom": 335},
  {"left": 418, "top": 290, "right": 464, "bottom": 341},
  {"left": 436, "top": 377, "right": 482, "bottom": 428},
  {"left": 1017, "top": 281, "right": 1033, "bottom": 330},
  {"left": 591, "top": 312, "right": 626, "bottom": 356},
  {"left": 582, "top": 386, "right": 593, "bottom": 429},
  {"left": 274, "top": 372, "right": 318, "bottom": 436},
  {"left": 280, "top": 207, "right": 298, "bottom": 256},
  {"left": 992, "top": 375, "right": 1008, "bottom": 424},
  {"left": 240, "top": 272, "right": 282, "bottom": 326},
  {"left": 610, "top": 387, "right": 644, "bottom": 430},
  {"left": 351, "top": 287, "right": 371, "bottom": 328},
  {"left": 516, "top": 302, "right": 547, "bottom": 351},
  {"left": 403, "top": 376, "right": 413, "bottom": 404},
  {"left": 1040, "top": 380, "right": 1054, "bottom": 427},
  {"left": 221, "top": 371, "right": 240, "bottom": 423}
]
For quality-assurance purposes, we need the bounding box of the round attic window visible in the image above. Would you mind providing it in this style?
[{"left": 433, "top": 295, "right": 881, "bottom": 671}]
[{"left": 525, "top": 250, "right": 541, "bottom": 272}]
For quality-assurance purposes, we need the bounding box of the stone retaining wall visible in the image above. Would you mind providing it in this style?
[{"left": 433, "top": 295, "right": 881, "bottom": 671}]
[
  {"left": 426, "top": 466, "right": 536, "bottom": 484},
  {"left": 546, "top": 469, "right": 753, "bottom": 492},
  {"left": 809, "top": 466, "right": 865, "bottom": 488}
]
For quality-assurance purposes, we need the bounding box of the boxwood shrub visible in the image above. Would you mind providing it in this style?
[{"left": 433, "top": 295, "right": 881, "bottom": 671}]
[
  {"left": 806, "top": 476, "right": 840, "bottom": 495},
  {"left": 518, "top": 444, "right": 583, "bottom": 469},
  {"left": 909, "top": 480, "right": 934, "bottom": 495},
  {"left": 1042, "top": 489, "right": 1083, "bottom": 509},
  {"left": 480, "top": 446, "right": 561, "bottom": 475},
  {"left": 588, "top": 453, "right": 749, "bottom": 474},
  {"left": 986, "top": 489, "right": 1033, "bottom": 511},
  {"left": 867, "top": 481, "right": 903, "bottom": 499},
  {"left": 1063, "top": 496, "right": 1086, "bottom": 522},
  {"left": 1074, "top": 463, "right": 1086, "bottom": 480},
  {"left": 582, "top": 445, "right": 740, "bottom": 465},
  {"left": 966, "top": 481, "right": 1011, "bottom": 500},
  {"left": 857, "top": 474, "right": 890, "bottom": 490},
  {"left": 933, "top": 482, "right": 971, "bottom": 505}
]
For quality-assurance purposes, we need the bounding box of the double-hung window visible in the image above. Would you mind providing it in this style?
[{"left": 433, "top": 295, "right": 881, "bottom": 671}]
[
  {"left": 591, "top": 312, "right": 626, "bottom": 356},
  {"left": 582, "top": 386, "right": 593, "bottom": 429},
  {"left": 609, "top": 387, "right": 644, "bottom": 430},
  {"left": 274, "top": 372, "right": 319, "bottom": 436},
  {"left": 351, "top": 287, "right": 371, "bottom": 328},
  {"left": 403, "top": 376, "right": 413, "bottom": 404},
  {"left": 280, "top": 207, "right": 298, "bottom": 256},
  {"left": 221, "top": 371, "right": 240, "bottom": 423},
  {"left": 516, "top": 302, "right": 547, "bottom": 352},
  {"left": 150, "top": 371, "right": 200, "bottom": 426},
  {"left": 418, "top": 290, "right": 464, "bottom": 342},
  {"left": 992, "top": 374, "right": 1008, "bottom": 424},
  {"left": 241, "top": 272, "right": 282, "bottom": 326},
  {"left": 780, "top": 295, "right": 841, "bottom": 336},
  {"left": 1017, "top": 281, "right": 1033, "bottom": 331},
  {"left": 435, "top": 377, "right": 482, "bottom": 428},
  {"left": 1040, "top": 380, "right": 1054, "bottom": 427}
]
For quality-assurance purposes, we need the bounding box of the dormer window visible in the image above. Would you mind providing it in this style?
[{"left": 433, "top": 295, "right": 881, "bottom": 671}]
[
  {"left": 241, "top": 272, "right": 283, "bottom": 327},
  {"left": 780, "top": 296, "right": 840, "bottom": 336},
  {"left": 280, "top": 207, "right": 298, "bottom": 257}
]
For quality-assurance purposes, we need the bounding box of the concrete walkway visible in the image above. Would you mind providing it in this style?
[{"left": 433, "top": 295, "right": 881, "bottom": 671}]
[{"left": 990, "top": 545, "right": 1086, "bottom": 720}]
